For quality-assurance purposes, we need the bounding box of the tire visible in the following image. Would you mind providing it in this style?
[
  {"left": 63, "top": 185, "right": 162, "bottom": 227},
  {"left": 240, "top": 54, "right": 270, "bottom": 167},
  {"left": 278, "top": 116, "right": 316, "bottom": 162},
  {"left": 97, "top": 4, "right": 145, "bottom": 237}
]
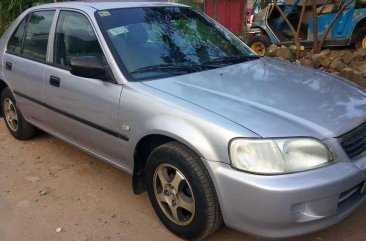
[
  {"left": 1, "top": 87, "right": 36, "bottom": 140},
  {"left": 354, "top": 26, "right": 366, "bottom": 50},
  {"left": 146, "top": 142, "right": 222, "bottom": 240},
  {"left": 247, "top": 35, "right": 271, "bottom": 56}
]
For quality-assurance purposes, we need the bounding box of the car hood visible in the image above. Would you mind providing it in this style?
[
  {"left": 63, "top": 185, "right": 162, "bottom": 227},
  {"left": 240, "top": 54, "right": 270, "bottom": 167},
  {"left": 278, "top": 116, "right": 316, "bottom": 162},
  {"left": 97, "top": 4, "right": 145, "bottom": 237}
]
[{"left": 143, "top": 57, "right": 366, "bottom": 139}]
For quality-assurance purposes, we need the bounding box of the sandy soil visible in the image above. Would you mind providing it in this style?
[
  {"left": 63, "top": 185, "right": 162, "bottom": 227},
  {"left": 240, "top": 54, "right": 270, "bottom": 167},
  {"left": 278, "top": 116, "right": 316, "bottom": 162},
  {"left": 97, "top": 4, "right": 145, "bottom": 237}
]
[{"left": 0, "top": 121, "right": 365, "bottom": 241}]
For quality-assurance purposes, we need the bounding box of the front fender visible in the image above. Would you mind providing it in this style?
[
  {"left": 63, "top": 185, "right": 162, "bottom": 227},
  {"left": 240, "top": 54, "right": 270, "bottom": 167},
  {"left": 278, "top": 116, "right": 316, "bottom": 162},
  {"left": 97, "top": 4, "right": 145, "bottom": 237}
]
[
  {"left": 250, "top": 24, "right": 278, "bottom": 43},
  {"left": 351, "top": 14, "right": 366, "bottom": 41},
  {"left": 119, "top": 84, "right": 259, "bottom": 173},
  {"left": 139, "top": 115, "right": 218, "bottom": 161}
]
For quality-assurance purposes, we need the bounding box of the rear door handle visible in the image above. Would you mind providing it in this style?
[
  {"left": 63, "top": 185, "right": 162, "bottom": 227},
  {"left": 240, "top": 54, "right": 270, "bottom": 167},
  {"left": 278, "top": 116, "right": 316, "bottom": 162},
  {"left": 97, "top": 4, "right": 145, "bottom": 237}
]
[
  {"left": 49, "top": 76, "right": 61, "bottom": 88},
  {"left": 5, "top": 62, "right": 12, "bottom": 71}
]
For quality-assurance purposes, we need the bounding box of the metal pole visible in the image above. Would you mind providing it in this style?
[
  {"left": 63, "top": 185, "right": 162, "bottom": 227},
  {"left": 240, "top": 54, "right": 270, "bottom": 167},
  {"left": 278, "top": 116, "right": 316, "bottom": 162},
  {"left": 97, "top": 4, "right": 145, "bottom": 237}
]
[
  {"left": 214, "top": 0, "right": 217, "bottom": 20},
  {"left": 297, "top": 0, "right": 308, "bottom": 36}
]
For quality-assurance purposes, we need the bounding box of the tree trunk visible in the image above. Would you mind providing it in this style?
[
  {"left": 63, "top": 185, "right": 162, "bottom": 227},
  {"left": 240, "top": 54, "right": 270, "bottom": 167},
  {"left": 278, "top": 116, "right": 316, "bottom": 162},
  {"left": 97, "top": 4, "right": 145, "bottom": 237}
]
[
  {"left": 312, "top": 0, "right": 319, "bottom": 53},
  {"left": 214, "top": 0, "right": 217, "bottom": 20},
  {"left": 297, "top": 0, "right": 308, "bottom": 36},
  {"left": 242, "top": 0, "right": 248, "bottom": 37},
  {"left": 273, "top": 0, "right": 301, "bottom": 58}
]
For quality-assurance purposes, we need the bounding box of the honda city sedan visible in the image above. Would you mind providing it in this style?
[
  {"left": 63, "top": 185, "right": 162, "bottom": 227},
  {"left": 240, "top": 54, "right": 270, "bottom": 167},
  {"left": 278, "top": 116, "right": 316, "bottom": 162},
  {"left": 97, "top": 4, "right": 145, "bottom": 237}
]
[{"left": 0, "top": 1, "right": 365, "bottom": 240}]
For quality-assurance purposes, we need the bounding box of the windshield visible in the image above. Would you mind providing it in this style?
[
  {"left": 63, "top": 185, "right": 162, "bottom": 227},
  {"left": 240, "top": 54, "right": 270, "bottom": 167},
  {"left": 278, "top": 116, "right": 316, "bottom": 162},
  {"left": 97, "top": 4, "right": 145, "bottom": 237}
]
[{"left": 96, "top": 7, "right": 257, "bottom": 81}]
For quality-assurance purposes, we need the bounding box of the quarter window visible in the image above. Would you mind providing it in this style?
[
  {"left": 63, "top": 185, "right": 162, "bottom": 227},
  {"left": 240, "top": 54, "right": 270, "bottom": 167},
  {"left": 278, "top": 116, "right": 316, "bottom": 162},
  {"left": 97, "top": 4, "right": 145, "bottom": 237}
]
[
  {"left": 54, "top": 11, "right": 104, "bottom": 67},
  {"left": 7, "top": 17, "right": 28, "bottom": 55},
  {"left": 22, "top": 11, "right": 55, "bottom": 61}
]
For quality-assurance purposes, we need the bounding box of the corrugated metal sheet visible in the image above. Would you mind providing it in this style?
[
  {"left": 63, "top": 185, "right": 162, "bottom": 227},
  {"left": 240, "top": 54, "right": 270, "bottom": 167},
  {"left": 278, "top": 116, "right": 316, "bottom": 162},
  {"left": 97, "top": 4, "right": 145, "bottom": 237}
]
[{"left": 205, "top": 0, "right": 245, "bottom": 33}]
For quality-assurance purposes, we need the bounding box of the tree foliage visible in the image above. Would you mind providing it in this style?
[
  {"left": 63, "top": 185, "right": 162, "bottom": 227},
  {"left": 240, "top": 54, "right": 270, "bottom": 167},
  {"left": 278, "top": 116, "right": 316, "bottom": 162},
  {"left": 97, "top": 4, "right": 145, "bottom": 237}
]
[
  {"left": 0, "top": 0, "right": 203, "bottom": 36},
  {"left": 0, "top": 0, "right": 51, "bottom": 35}
]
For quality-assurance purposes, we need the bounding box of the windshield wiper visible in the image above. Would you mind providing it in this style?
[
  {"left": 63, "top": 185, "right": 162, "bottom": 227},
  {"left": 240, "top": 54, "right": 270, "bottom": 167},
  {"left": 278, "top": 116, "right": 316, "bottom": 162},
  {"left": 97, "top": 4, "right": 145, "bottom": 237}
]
[
  {"left": 204, "top": 55, "right": 260, "bottom": 65},
  {"left": 130, "top": 63, "right": 219, "bottom": 75}
]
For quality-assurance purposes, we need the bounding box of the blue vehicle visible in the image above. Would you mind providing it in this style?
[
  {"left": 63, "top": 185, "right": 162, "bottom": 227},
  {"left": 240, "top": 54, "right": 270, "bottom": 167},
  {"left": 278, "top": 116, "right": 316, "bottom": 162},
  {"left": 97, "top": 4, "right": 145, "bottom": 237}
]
[{"left": 247, "top": 0, "right": 366, "bottom": 55}]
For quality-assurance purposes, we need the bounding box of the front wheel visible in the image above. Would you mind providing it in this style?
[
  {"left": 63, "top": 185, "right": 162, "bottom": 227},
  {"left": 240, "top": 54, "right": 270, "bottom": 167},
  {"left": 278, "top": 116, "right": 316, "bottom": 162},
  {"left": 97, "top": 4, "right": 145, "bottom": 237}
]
[
  {"left": 146, "top": 142, "right": 222, "bottom": 240},
  {"left": 354, "top": 26, "right": 366, "bottom": 49},
  {"left": 247, "top": 35, "right": 271, "bottom": 56}
]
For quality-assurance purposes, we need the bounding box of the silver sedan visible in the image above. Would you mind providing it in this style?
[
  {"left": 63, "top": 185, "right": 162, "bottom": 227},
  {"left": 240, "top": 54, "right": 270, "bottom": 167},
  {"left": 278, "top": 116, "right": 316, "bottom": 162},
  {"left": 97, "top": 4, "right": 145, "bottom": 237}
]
[{"left": 0, "top": 1, "right": 365, "bottom": 240}]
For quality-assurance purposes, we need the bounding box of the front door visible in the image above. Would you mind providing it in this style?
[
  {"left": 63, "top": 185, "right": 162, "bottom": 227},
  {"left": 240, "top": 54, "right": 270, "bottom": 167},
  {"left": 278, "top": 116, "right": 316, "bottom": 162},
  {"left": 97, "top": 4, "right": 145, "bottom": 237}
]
[{"left": 44, "top": 10, "right": 124, "bottom": 164}]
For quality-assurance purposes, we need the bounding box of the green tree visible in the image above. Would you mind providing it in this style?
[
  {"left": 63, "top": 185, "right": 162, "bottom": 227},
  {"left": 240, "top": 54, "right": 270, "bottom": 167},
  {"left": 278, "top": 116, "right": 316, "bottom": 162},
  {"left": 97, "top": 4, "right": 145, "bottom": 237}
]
[{"left": 0, "top": 0, "right": 51, "bottom": 35}]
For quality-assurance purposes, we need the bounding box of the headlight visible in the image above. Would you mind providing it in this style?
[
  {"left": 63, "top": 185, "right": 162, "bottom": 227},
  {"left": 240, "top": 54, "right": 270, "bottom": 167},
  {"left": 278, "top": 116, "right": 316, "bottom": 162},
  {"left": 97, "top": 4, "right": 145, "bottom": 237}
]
[{"left": 229, "top": 138, "right": 335, "bottom": 174}]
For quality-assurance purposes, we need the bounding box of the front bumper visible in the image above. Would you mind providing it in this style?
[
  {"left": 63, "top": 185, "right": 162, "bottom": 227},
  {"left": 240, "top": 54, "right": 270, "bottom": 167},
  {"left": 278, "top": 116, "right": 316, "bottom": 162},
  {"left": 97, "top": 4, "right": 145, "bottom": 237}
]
[{"left": 205, "top": 156, "right": 366, "bottom": 239}]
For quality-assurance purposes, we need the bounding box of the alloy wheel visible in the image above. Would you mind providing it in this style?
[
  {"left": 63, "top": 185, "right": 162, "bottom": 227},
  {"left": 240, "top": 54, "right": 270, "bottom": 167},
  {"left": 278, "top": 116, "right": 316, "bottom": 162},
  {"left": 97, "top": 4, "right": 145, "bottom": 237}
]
[
  {"left": 153, "top": 163, "right": 195, "bottom": 226},
  {"left": 3, "top": 98, "right": 19, "bottom": 132}
]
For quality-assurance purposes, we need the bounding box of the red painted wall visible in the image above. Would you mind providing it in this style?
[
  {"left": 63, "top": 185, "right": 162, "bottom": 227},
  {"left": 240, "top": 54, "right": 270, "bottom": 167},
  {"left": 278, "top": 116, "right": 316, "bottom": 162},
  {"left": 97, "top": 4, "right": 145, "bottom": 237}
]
[{"left": 204, "top": 0, "right": 245, "bottom": 33}]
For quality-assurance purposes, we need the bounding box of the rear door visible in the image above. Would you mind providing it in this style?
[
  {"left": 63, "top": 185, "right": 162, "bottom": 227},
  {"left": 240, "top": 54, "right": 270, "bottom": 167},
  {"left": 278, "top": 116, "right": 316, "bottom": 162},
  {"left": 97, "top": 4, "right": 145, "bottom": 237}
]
[
  {"left": 44, "top": 10, "right": 124, "bottom": 164},
  {"left": 3, "top": 10, "right": 55, "bottom": 126},
  {"left": 316, "top": 3, "right": 355, "bottom": 39}
]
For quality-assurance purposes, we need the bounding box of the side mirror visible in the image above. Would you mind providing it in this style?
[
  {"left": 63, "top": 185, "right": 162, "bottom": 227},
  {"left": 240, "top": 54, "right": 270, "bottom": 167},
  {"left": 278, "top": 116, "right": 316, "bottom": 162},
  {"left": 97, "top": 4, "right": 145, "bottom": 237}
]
[{"left": 70, "top": 56, "right": 108, "bottom": 80}]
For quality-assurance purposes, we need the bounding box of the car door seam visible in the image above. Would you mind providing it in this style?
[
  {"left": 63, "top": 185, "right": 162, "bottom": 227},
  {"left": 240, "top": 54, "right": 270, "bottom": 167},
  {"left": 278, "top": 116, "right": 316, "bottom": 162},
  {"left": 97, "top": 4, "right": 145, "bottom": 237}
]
[{"left": 13, "top": 90, "right": 129, "bottom": 141}]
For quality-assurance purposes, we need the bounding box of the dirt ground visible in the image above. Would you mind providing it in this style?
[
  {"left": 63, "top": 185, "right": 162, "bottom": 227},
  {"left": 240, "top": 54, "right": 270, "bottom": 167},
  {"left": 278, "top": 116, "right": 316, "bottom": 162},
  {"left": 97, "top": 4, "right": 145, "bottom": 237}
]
[{"left": 0, "top": 121, "right": 365, "bottom": 241}]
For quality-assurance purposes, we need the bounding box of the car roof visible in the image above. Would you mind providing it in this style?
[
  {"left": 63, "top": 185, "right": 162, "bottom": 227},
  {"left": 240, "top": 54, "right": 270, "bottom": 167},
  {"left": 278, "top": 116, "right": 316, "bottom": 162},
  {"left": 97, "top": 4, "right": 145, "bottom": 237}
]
[{"left": 33, "top": 1, "right": 186, "bottom": 11}]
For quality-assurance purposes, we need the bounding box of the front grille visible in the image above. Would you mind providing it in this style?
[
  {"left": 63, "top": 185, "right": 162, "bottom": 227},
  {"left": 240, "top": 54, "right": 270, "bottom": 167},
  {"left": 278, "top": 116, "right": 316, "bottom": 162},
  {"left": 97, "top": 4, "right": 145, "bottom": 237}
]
[
  {"left": 337, "top": 181, "right": 365, "bottom": 212},
  {"left": 339, "top": 123, "right": 366, "bottom": 159}
]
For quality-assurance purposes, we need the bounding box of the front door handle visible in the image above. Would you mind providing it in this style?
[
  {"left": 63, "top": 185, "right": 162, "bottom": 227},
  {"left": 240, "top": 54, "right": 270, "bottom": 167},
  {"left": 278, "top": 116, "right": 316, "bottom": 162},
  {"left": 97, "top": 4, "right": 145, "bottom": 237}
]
[
  {"left": 5, "top": 62, "right": 12, "bottom": 71},
  {"left": 49, "top": 76, "right": 61, "bottom": 88}
]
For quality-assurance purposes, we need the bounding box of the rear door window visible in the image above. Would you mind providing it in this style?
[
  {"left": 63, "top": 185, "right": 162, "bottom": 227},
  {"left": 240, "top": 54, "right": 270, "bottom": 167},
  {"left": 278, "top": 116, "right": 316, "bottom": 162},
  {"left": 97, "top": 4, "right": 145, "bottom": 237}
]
[
  {"left": 7, "top": 17, "right": 28, "bottom": 55},
  {"left": 22, "top": 11, "right": 55, "bottom": 61}
]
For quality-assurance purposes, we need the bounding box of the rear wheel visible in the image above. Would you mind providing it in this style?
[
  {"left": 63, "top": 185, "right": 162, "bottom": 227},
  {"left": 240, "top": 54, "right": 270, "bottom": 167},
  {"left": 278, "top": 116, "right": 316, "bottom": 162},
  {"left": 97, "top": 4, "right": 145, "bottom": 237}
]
[
  {"left": 247, "top": 35, "right": 271, "bottom": 56},
  {"left": 1, "top": 88, "right": 36, "bottom": 140},
  {"left": 146, "top": 142, "right": 222, "bottom": 240},
  {"left": 354, "top": 26, "right": 366, "bottom": 49}
]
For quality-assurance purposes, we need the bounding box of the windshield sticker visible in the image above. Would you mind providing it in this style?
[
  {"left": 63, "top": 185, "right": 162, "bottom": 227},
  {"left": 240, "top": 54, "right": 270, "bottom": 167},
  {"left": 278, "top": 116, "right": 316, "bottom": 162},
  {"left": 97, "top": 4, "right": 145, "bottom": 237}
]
[
  {"left": 98, "top": 11, "right": 111, "bottom": 17},
  {"left": 108, "top": 26, "right": 129, "bottom": 36}
]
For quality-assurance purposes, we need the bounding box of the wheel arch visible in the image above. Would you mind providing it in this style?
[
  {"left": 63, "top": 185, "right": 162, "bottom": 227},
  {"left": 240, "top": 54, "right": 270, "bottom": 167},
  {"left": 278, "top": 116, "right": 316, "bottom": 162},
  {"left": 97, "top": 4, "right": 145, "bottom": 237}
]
[
  {"left": 0, "top": 78, "right": 9, "bottom": 116},
  {"left": 131, "top": 116, "right": 220, "bottom": 195},
  {"left": 132, "top": 134, "right": 175, "bottom": 195},
  {"left": 351, "top": 17, "right": 366, "bottom": 44},
  {"left": 248, "top": 24, "right": 278, "bottom": 45},
  {"left": 250, "top": 25, "right": 270, "bottom": 37},
  {"left": 132, "top": 130, "right": 212, "bottom": 195}
]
